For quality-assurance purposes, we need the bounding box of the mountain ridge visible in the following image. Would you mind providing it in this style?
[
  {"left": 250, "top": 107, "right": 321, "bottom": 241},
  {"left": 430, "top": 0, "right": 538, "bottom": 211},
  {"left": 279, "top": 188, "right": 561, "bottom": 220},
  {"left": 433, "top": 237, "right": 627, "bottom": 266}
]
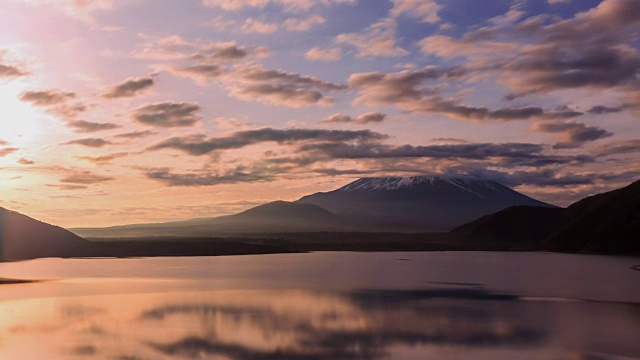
[
  {"left": 72, "top": 175, "right": 554, "bottom": 237},
  {"left": 297, "top": 175, "right": 554, "bottom": 230},
  {"left": 450, "top": 179, "right": 640, "bottom": 254},
  {"left": 2, "top": 177, "right": 638, "bottom": 259},
  {"left": 0, "top": 207, "right": 88, "bottom": 261},
  {"left": 72, "top": 201, "right": 363, "bottom": 238}
]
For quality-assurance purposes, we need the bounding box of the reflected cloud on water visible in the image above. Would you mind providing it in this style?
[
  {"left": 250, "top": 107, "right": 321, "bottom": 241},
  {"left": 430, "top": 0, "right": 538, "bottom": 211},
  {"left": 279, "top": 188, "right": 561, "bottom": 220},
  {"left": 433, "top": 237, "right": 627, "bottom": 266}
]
[
  {"left": 141, "top": 289, "right": 542, "bottom": 359},
  {"left": 0, "top": 286, "right": 638, "bottom": 359}
]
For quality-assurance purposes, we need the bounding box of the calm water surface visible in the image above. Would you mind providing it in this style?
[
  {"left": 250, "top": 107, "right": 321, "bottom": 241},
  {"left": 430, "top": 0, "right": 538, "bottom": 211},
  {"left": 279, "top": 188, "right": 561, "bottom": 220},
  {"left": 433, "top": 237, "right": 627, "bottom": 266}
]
[{"left": 0, "top": 251, "right": 638, "bottom": 359}]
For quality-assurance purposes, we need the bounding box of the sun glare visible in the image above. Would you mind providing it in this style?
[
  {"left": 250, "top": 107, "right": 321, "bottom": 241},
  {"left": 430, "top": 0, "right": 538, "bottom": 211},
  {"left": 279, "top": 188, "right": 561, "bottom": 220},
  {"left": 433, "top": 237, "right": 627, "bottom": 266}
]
[{"left": 0, "top": 84, "right": 43, "bottom": 145}]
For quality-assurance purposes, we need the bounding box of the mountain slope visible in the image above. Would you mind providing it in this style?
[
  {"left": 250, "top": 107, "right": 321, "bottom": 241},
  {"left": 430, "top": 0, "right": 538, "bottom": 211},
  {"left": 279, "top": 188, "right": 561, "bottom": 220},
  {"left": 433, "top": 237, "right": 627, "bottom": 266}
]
[
  {"left": 72, "top": 201, "right": 361, "bottom": 238},
  {"left": 448, "top": 179, "right": 640, "bottom": 254},
  {"left": 74, "top": 176, "right": 555, "bottom": 237},
  {"left": 205, "top": 201, "right": 358, "bottom": 233},
  {"left": 297, "top": 176, "right": 554, "bottom": 231},
  {"left": 448, "top": 206, "right": 567, "bottom": 247},
  {"left": 0, "top": 207, "right": 88, "bottom": 261},
  {"left": 543, "top": 179, "right": 640, "bottom": 253}
]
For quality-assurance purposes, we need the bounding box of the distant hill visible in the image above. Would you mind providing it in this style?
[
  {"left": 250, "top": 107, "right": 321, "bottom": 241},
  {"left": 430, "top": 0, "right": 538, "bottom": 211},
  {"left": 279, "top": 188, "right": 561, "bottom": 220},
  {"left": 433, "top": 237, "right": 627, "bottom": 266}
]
[
  {"left": 297, "top": 176, "right": 554, "bottom": 231},
  {"left": 449, "top": 179, "right": 640, "bottom": 254},
  {"left": 0, "top": 207, "right": 293, "bottom": 261},
  {"left": 72, "top": 201, "right": 362, "bottom": 238},
  {"left": 0, "top": 207, "right": 87, "bottom": 261}
]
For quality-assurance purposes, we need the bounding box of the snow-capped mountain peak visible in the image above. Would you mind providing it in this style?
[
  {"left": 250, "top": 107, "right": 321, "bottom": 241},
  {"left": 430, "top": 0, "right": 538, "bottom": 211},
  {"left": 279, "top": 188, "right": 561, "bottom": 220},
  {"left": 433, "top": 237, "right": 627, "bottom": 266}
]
[
  {"left": 337, "top": 175, "right": 501, "bottom": 195},
  {"left": 297, "top": 175, "right": 553, "bottom": 230}
]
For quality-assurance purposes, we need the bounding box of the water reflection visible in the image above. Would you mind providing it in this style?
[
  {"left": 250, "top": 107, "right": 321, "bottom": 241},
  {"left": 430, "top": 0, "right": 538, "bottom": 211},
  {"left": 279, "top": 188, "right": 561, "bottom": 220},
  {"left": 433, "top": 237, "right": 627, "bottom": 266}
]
[{"left": 0, "top": 286, "right": 638, "bottom": 359}]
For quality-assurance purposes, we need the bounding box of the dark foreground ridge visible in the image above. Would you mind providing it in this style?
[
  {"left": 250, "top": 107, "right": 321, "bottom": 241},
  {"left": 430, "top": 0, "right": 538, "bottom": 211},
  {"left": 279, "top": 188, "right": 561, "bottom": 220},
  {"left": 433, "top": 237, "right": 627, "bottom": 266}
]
[{"left": 450, "top": 179, "right": 640, "bottom": 254}]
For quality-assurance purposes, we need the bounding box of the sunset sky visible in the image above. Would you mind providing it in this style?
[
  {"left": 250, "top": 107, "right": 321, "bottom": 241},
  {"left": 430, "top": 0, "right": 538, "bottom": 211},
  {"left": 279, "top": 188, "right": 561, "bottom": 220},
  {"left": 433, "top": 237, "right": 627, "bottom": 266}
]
[{"left": 0, "top": 0, "right": 639, "bottom": 227}]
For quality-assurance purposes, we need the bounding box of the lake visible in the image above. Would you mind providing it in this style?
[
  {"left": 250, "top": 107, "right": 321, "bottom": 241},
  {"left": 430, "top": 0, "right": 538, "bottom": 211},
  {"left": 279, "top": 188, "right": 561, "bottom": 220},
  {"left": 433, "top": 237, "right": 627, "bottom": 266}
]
[{"left": 0, "top": 252, "right": 638, "bottom": 359}]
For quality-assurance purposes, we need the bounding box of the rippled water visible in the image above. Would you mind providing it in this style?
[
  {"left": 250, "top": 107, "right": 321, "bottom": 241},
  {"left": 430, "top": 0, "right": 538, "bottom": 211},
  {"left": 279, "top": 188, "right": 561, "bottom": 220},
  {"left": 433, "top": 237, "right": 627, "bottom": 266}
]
[{"left": 0, "top": 252, "right": 638, "bottom": 359}]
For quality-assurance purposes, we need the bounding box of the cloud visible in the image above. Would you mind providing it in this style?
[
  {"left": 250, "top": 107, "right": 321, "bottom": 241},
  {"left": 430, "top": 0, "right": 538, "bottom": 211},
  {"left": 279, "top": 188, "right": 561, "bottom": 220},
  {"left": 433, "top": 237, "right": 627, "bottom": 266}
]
[
  {"left": 202, "top": 43, "right": 266, "bottom": 61},
  {"left": 0, "top": 147, "right": 19, "bottom": 157},
  {"left": 215, "top": 117, "right": 250, "bottom": 129},
  {"left": 389, "top": 0, "right": 441, "bottom": 24},
  {"left": 414, "top": 0, "right": 640, "bottom": 109},
  {"left": 19, "top": 89, "right": 89, "bottom": 121},
  {"left": 19, "top": 89, "right": 76, "bottom": 106},
  {"left": 348, "top": 67, "right": 465, "bottom": 103},
  {"left": 0, "top": 52, "right": 29, "bottom": 77},
  {"left": 337, "top": 18, "right": 408, "bottom": 57},
  {"left": 227, "top": 65, "right": 345, "bottom": 107},
  {"left": 594, "top": 139, "right": 640, "bottom": 157},
  {"left": 0, "top": 64, "right": 27, "bottom": 77},
  {"left": 305, "top": 47, "right": 342, "bottom": 61},
  {"left": 103, "top": 76, "right": 155, "bottom": 98},
  {"left": 146, "top": 39, "right": 341, "bottom": 108},
  {"left": 321, "top": 114, "right": 352, "bottom": 124},
  {"left": 17, "top": 0, "right": 116, "bottom": 26},
  {"left": 530, "top": 121, "right": 613, "bottom": 148},
  {"left": 241, "top": 19, "right": 278, "bottom": 34},
  {"left": 133, "top": 36, "right": 268, "bottom": 62},
  {"left": 159, "top": 64, "right": 223, "bottom": 84},
  {"left": 233, "top": 65, "right": 344, "bottom": 91},
  {"left": 75, "top": 152, "right": 128, "bottom": 165},
  {"left": 312, "top": 168, "right": 376, "bottom": 176},
  {"left": 201, "top": 0, "right": 356, "bottom": 13},
  {"left": 322, "top": 111, "right": 386, "bottom": 124},
  {"left": 46, "top": 184, "right": 88, "bottom": 191},
  {"left": 502, "top": 0, "right": 640, "bottom": 98},
  {"left": 508, "top": 169, "right": 594, "bottom": 187},
  {"left": 202, "top": 16, "right": 236, "bottom": 31},
  {"left": 444, "top": 167, "right": 595, "bottom": 188},
  {"left": 587, "top": 105, "right": 626, "bottom": 114},
  {"left": 67, "top": 120, "right": 120, "bottom": 133},
  {"left": 146, "top": 166, "right": 272, "bottom": 186},
  {"left": 300, "top": 142, "right": 543, "bottom": 160},
  {"left": 231, "top": 84, "right": 335, "bottom": 108},
  {"left": 60, "top": 171, "right": 114, "bottom": 184},
  {"left": 430, "top": 138, "right": 469, "bottom": 144},
  {"left": 132, "top": 102, "right": 201, "bottom": 127},
  {"left": 18, "top": 158, "right": 34, "bottom": 165},
  {"left": 348, "top": 68, "right": 584, "bottom": 122},
  {"left": 149, "top": 128, "right": 387, "bottom": 155},
  {"left": 63, "top": 138, "right": 112, "bottom": 148},
  {"left": 283, "top": 15, "right": 326, "bottom": 31},
  {"left": 419, "top": 34, "right": 518, "bottom": 59},
  {"left": 113, "top": 130, "right": 157, "bottom": 139},
  {"left": 296, "top": 141, "right": 591, "bottom": 168},
  {"left": 488, "top": 1, "right": 526, "bottom": 26}
]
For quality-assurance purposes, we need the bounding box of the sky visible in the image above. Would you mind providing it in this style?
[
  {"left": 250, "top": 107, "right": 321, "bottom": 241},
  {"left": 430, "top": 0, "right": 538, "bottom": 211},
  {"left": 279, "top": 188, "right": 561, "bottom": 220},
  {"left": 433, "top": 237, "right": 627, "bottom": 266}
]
[{"left": 0, "top": 0, "right": 639, "bottom": 227}]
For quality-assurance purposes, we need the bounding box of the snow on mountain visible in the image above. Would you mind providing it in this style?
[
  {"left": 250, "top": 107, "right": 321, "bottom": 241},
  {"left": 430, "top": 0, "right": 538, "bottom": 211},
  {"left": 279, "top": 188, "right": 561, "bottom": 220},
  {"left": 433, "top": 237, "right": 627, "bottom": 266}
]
[
  {"left": 298, "top": 175, "right": 555, "bottom": 231},
  {"left": 338, "top": 176, "right": 502, "bottom": 195}
]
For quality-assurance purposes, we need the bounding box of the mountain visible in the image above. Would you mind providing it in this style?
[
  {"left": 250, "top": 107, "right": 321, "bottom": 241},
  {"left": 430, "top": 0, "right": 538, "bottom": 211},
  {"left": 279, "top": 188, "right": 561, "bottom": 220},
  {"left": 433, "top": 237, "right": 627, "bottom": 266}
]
[
  {"left": 0, "top": 207, "right": 88, "bottom": 261},
  {"left": 448, "top": 206, "right": 567, "bottom": 248},
  {"left": 0, "top": 206, "right": 295, "bottom": 261},
  {"left": 74, "top": 176, "right": 554, "bottom": 237},
  {"left": 297, "top": 176, "right": 554, "bottom": 231},
  {"left": 543, "top": 179, "right": 640, "bottom": 253},
  {"left": 449, "top": 179, "right": 640, "bottom": 254},
  {"left": 72, "top": 201, "right": 361, "bottom": 238}
]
